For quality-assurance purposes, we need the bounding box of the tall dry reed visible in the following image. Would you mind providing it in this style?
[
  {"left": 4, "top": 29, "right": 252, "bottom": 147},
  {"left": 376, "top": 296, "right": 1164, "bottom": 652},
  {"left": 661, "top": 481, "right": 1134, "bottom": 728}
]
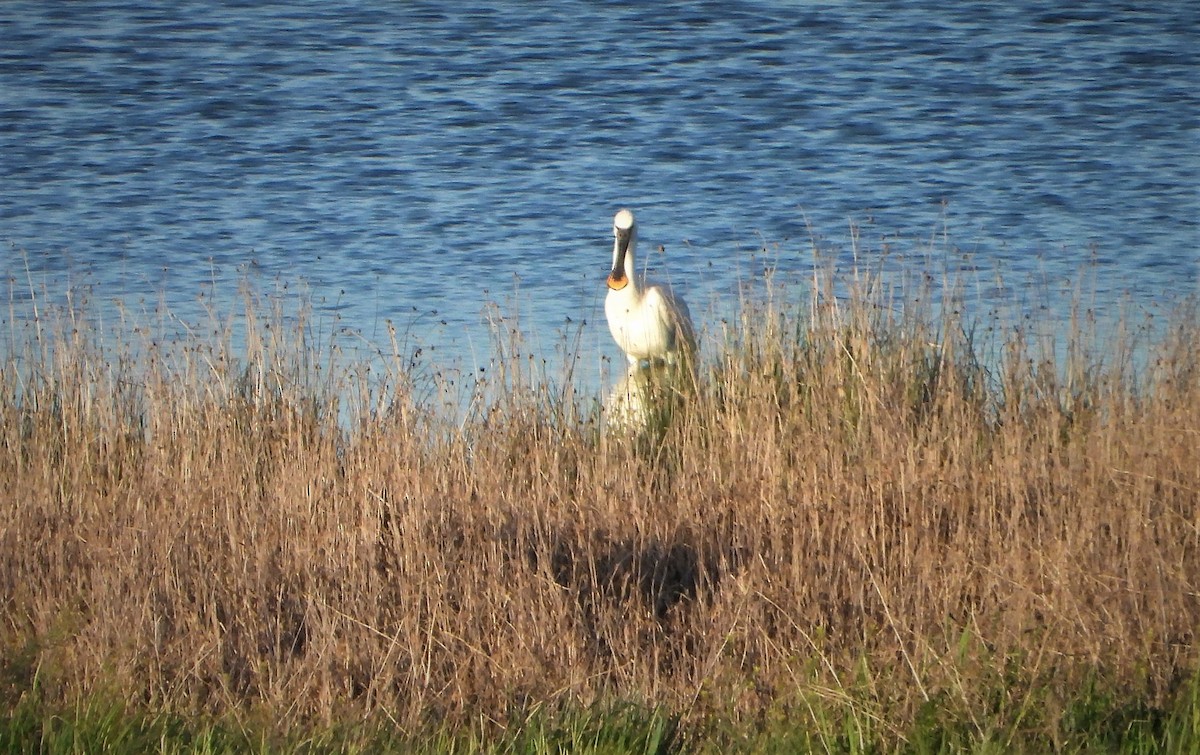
[{"left": 0, "top": 265, "right": 1196, "bottom": 740}]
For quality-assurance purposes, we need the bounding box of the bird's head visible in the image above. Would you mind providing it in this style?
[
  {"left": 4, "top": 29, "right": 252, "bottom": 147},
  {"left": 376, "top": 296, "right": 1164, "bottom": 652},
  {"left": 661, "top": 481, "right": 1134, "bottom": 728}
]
[{"left": 608, "top": 209, "right": 636, "bottom": 290}]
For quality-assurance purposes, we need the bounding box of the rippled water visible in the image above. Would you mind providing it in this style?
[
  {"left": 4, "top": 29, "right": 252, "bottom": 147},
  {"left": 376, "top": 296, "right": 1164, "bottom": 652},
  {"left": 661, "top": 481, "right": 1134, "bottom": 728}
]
[{"left": 2, "top": 2, "right": 1196, "bottom": 391}]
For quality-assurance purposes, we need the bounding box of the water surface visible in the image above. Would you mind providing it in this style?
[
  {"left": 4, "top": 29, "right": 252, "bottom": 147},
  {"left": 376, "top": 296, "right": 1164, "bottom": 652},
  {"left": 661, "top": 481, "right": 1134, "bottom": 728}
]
[{"left": 2, "top": 2, "right": 1196, "bottom": 394}]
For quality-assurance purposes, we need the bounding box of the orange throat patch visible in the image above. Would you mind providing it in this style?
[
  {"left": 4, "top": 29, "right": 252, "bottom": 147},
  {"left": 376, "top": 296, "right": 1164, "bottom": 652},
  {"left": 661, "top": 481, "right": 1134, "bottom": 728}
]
[{"left": 606, "top": 273, "right": 629, "bottom": 291}]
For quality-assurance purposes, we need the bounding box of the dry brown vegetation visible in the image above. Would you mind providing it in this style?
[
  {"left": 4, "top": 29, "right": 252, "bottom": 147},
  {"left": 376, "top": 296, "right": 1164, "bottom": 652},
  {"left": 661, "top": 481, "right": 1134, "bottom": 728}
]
[{"left": 1, "top": 266, "right": 1197, "bottom": 744}]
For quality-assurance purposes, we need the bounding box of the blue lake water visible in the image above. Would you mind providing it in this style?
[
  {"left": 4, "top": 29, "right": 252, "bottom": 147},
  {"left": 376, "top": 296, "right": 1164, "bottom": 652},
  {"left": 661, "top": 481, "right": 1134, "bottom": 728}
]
[{"left": 2, "top": 2, "right": 1196, "bottom": 398}]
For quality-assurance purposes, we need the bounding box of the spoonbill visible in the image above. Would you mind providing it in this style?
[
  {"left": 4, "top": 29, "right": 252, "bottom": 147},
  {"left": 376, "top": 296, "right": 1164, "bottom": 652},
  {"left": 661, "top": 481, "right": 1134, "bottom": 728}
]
[{"left": 604, "top": 209, "right": 696, "bottom": 366}]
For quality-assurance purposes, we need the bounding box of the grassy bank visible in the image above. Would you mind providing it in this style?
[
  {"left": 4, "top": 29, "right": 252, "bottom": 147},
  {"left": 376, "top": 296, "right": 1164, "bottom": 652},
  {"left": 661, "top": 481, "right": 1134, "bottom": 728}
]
[
  {"left": 3, "top": 677, "right": 1197, "bottom": 753},
  {"left": 1, "top": 263, "right": 1197, "bottom": 751}
]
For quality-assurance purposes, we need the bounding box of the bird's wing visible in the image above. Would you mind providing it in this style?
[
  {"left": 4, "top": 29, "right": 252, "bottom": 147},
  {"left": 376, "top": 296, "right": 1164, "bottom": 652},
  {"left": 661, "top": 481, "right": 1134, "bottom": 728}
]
[{"left": 645, "top": 285, "right": 697, "bottom": 355}]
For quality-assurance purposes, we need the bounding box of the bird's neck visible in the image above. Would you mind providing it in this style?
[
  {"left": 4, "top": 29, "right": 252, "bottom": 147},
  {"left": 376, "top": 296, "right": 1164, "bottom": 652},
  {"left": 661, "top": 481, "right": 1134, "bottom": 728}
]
[{"left": 614, "top": 242, "right": 638, "bottom": 295}]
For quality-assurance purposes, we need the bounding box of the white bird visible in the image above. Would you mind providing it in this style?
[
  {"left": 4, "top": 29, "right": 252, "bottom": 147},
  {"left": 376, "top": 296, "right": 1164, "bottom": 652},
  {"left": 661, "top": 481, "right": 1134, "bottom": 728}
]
[{"left": 604, "top": 209, "right": 696, "bottom": 366}]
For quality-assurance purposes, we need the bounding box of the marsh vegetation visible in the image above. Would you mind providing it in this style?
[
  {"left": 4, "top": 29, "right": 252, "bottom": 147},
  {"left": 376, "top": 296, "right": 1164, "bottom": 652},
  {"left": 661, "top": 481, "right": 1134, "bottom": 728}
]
[{"left": 1, "top": 259, "right": 1196, "bottom": 752}]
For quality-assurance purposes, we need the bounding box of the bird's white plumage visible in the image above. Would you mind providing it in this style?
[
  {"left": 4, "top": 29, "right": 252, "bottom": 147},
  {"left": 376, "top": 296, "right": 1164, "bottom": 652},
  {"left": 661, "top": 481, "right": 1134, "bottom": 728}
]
[{"left": 604, "top": 209, "right": 696, "bottom": 365}]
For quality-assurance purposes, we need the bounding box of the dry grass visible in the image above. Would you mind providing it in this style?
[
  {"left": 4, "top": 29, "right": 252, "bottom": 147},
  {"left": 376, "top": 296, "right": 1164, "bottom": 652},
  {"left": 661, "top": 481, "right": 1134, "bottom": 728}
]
[{"left": 1, "top": 262, "right": 1196, "bottom": 745}]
